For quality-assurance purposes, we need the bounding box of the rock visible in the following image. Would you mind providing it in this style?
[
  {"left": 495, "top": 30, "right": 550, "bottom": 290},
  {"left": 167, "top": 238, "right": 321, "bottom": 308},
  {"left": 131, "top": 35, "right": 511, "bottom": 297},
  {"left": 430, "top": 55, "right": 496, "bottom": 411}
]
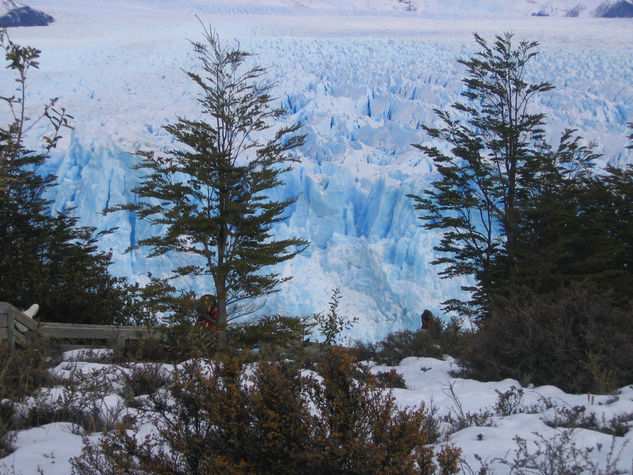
[
  {"left": 594, "top": 0, "right": 633, "bottom": 18},
  {"left": 0, "top": 1, "right": 54, "bottom": 27}
]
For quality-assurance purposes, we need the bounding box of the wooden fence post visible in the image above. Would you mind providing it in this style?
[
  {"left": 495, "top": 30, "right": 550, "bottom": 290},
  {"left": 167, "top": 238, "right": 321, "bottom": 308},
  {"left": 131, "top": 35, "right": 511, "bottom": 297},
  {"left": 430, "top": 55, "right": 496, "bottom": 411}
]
[
  {"left": 7, "top": 310, "right": 14, "bottom": 350},
  {"left": 0, "top": 306, "right": 8, "bottom": 349}
]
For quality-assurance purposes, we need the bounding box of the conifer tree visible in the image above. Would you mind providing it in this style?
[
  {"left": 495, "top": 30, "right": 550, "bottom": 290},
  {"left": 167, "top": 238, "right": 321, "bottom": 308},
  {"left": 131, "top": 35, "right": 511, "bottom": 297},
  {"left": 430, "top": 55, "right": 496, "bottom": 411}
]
[
  {"left": 409, "top": 33, "right": 596, "bottom": 319},
  {"left": 0, "top": 30, "right": 134, "bottom": 324},
  {"left": 111, "top": 26, "right": 307, "bottom": 325}
]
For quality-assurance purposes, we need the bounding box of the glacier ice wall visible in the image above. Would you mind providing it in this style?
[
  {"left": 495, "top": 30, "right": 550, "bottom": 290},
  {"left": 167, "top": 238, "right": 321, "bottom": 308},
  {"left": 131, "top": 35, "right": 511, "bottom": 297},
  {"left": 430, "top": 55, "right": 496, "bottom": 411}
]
[{"left": 6, "top": 3, "right": 633, "bottom": 340}]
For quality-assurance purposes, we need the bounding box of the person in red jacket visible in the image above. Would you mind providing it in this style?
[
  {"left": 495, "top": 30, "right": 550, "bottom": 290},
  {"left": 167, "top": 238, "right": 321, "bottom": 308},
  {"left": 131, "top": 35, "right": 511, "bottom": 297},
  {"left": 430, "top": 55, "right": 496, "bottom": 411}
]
[{"left": 195, "top": 294, "right": 218, "bottom": 328}]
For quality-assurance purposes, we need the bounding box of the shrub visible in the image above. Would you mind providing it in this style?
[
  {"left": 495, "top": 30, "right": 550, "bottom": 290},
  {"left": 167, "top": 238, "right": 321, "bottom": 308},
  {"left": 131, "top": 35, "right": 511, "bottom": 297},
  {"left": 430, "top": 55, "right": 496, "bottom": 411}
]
[
  {"left": 314, "top": 288, "right": 357, "bottom": 345},
  {"left": 111, "top": 325, "right": 221, "bottom": 364},
  {"left": 459, "top": 284, "right": 633, "bottom": 393},
  {"left": 18, "top": 361, "right": 132, "bottom": 435},
  {"left": 310, "top": 348, "right": 449, "bottom": 473},
  {"left": 0, "top": 339, "right": 58, "bottom": 401},
  {"left": 545, "top": 404, "right": 633, "bottom": 438},
  {"left": 0, "top": 339, "right": 60, "bottom": 455},
  {"left": 373, "top": 368, "right": 407, "bottom": 389},
  {"left": 112, "top": 315, "right": 316, "bottom": 365},
  {"left": 227, "top": 314, "right": 314, "bottom": 362},
  {"left": 440, "top": 382, "right": 495, "bottom": 434},
  {"left": 0, "top": 402, "right": 16, "bottom": 458},
  {"left": 495, "top": 430, "right": 626, "bottom": 474},
  {"left": 353, "top": 318, "right": 466, "bottom": 366},
  {"left": 72, "top": 348, "right": 460, "bottom": 474},
  {"left": 494, "top": 385, "right": 525, "bottom": 417},
  {"left": 117, "top": 362, "right": 172, "bottom": 402}
]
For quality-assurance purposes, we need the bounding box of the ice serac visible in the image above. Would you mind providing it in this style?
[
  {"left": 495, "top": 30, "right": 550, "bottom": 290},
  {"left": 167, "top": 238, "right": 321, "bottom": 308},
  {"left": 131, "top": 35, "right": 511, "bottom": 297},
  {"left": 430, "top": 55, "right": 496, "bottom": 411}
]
[{"left": 43, "top": 136, "right": 447, "bottom": 342}]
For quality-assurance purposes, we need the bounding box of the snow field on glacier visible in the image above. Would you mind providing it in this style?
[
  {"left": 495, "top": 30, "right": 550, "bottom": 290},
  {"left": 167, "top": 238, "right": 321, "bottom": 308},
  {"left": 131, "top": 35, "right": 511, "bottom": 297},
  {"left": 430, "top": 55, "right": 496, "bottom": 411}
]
[{"left": 4, "top": 0, "right": 633, "bottom": 340}]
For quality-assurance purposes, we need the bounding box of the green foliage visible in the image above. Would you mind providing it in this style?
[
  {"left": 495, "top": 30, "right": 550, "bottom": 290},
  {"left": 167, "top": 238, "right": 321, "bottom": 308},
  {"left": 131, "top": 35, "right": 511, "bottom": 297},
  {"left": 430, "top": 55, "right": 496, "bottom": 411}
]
[
  {"left": 124, "top": 274, "right": 198, "bottom": 328},
  {"left": 112, "top": 313, "right": 316, "bottom": 364},
  {"left": 72, "top": 349, "right": 461, "bottom": 474},
  {"left": 228, "top": 314, "right": 314, "bottom": 361},
  {"left": 408, "top": 33, "right": 596, "bottom": 319},
  {"left": 508, "top": 140, "right": 633, "bottom": 309},
  {"left": 108, "top": 25, "right": 307, "bottom": 325},
  {"left": 573, "top": 165, "right": 633, "bottom": 305},
  {"left": 459, "top": 284, "right": 633, "bottom": 393},
  {"left": 409, "top": 31, "right": 633, "bottom": 393},
  {"left": 314, "top": 288, "right": 357, "bottom": 345},
  {"left": 0, "top": 29, "right": 135, "bottom": 325},
  {"left": 229, "top": 314, "right": 313, "bottom": 347},
  {"left": 353, "top": 318, "right": 465, "bottom": 365}
]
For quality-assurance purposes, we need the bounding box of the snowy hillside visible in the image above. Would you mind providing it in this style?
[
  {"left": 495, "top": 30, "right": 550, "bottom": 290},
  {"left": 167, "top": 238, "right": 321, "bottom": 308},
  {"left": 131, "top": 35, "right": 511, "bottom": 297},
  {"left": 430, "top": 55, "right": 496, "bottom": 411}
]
[{"left": 3, "top": 0, "right": 633, "bottom": 340}]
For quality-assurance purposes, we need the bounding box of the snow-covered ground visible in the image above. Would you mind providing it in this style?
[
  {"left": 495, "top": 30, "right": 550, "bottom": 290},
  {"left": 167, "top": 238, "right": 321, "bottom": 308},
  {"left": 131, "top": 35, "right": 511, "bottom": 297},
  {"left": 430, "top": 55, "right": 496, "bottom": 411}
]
[
  {"left": 1, "top": 349, "right": 632, "bottom": 473},
  {"left": 3, "top": 0, "right": 633, "bottom": 341}
]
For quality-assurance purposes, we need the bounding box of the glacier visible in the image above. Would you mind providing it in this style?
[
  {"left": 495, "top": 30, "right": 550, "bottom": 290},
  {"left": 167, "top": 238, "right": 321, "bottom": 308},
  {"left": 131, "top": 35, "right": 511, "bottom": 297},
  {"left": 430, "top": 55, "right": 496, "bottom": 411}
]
[{"left": 4, "top": 0, "right": 633, "bottom": 340}]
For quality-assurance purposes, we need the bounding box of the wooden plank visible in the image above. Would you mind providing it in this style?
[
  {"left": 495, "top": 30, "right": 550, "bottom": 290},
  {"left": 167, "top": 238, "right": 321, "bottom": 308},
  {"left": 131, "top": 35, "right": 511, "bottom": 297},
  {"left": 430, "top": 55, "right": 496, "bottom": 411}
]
[
  {"left": 7, "top": 311, "right": 14, "bottom": 349},
  {"left": 0, "top": 313, "right": 7, "bottom": 342},
  {"left": 13, "top": 332, "right": 27, "bottom": 347},
  {"left": 38, "top": 322, "right": 148, "bottom": 332},
  {"left": 37, "top": 322, "right": 154, "bottom": 341}
]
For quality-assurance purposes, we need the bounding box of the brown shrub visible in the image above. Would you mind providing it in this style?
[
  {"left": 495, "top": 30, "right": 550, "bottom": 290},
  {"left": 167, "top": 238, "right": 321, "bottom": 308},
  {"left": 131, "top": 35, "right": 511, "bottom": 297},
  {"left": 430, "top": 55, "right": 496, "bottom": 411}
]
[{"left": 72, "top": 348, "right": 461, "bottom": 474}]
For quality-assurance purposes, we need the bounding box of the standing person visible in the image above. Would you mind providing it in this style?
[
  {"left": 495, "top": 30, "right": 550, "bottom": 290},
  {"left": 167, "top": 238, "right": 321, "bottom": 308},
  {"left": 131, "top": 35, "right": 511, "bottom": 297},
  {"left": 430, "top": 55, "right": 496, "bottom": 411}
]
[
  {"left": 195, "top": 294, "right": 218, "bottom": 328},
  {"left": 421, "top": 309, "right": 435, "bottom": 330}
]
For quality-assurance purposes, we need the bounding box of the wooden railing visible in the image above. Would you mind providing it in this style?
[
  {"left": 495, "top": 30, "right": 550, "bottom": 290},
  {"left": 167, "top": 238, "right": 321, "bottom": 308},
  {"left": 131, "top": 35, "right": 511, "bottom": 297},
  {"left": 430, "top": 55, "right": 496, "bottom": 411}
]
[{"left": 0, "top": 302, "right": 156, "bottom": 349}]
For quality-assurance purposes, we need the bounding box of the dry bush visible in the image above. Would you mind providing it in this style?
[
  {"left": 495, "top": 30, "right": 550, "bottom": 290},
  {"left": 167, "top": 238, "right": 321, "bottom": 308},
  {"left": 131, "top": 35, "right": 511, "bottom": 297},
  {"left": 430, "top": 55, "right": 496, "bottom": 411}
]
[
  {"left": 72, "top": 348, "right": 461, "bottom": 474},
  {"left": 18, "top": 362, "right": 130, "bottom": 435},
  {"left": 0, "top": 339, "right": 59, "bottom": 401},
  {"left": 117, "top": 362, "right": 172, "bottom": 402},
  {"left": 0, "top": 402, "right": 16, "bottom": 458},
  {"left": 460, "top": 284, "right": 633, "bottom": 393},
  {"left": 0, "top": 339, "right": 60, "bottom": 456},
  {"left": 496, "top": 430, "right": 627, "bottom": 474},
  {"left": 373, "top": 368, "right": 407, "bottom": 389}
]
